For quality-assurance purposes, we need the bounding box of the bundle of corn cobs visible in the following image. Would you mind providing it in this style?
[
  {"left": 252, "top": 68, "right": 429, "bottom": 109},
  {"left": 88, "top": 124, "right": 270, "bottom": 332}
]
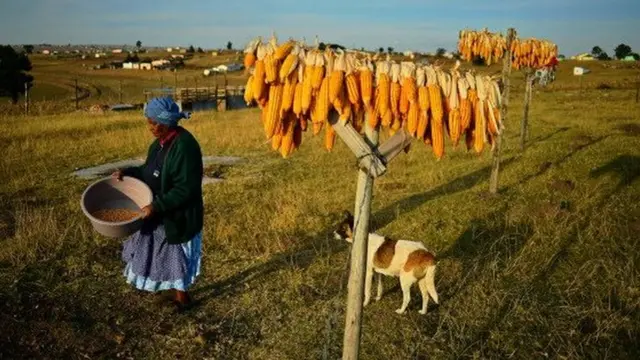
[
  {"left": 458, "top": 28, "right": 558, "bottom": 70},
  {"left": 243, "top": 35, "right": 504, "bottom": 160}
]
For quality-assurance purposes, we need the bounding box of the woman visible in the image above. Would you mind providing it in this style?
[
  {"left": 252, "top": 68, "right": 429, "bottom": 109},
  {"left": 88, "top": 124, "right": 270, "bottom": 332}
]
[{"left": 112, "top": 97, "right": 204, "bottom": 308}]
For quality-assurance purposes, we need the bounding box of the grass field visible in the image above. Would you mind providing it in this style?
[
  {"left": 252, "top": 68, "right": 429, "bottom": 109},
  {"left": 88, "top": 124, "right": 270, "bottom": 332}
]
[{"left": 1, "top": 58, "right": 640, "bottom": 359}]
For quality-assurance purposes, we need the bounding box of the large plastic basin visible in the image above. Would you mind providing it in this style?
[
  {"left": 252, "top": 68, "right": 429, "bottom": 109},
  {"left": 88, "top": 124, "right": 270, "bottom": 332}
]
[{"left": 80, "top": 176, "right": 153, "bottom": 238}]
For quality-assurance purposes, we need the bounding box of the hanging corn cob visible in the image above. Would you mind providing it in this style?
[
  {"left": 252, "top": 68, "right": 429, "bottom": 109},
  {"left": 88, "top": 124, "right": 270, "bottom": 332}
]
[
  {"left": 426, "top": 66, "right": 444, "bottom": 159},
  {"left": 458, "top": 28, "right": 557, "bottom": 70},
  {"left": 447, "top": 63, "right": 462, "bottom": 146},
  {"left": 243, "top": 35, "right": 511, "bottom": 159}
]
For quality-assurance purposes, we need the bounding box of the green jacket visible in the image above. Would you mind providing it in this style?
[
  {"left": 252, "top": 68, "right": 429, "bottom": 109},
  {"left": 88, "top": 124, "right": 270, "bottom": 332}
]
[{"left": 124, "top": 127, "right": 204, "bottom": 244}]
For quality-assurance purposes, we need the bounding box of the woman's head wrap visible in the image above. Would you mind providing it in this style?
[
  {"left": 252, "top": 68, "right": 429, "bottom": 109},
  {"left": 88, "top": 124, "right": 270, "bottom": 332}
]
[{"left": 144, "top": 97, "right": 191, "bottom": 127}]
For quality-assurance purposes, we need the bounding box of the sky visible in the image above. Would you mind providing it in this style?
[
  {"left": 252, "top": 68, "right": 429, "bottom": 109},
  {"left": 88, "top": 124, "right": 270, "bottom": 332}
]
[{"left": 0, "top": 0, "right": 639, "bottom": 56}]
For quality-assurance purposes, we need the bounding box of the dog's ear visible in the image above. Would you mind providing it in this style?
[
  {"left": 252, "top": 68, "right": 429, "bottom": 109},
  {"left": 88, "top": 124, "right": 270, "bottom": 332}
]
[{"left": 342, "top": 210, "right": 352, "bottom": 219}]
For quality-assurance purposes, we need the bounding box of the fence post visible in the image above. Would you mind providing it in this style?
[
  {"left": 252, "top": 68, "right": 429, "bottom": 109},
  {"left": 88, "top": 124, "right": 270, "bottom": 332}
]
[
  {"left": 75, "top": 78, "right": 79, "bottom": 110},
  {"left": 342, "top": 114, "right": 379, "bottom": 360},
  {"left": 489, "top": 27, "right": 516, "bottom": 194},
  {"left": 24, "top": 82, "right": 29, "bottom": 115},
  {"left": 520, "top": 70, "right": 533, "bottom": 151}
]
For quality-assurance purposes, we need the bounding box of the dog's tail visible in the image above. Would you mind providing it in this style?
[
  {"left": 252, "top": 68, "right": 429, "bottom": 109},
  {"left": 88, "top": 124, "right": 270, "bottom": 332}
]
[{"left": 423, "top": 265, "right": 439, "bottom": 304}]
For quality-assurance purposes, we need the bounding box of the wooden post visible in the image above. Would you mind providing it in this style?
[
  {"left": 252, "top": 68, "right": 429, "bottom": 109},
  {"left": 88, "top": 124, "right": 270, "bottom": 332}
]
[
  {"left": 520, "top": 70, "right": 533, "bottom": 151},
  {"left": 24, "top": 82, "right": 29, "bottom": 115},
  {"left": 119, "top": 80, "right": 123, "bottom": 103},
  {"left": 75, "top": 78, "right": 79, "bottom": 110},
  {"left": 489, "top": 27, "right": 516, "bottom": 194},
  {"left": 341, "top": 111, "right": 379, "bottom": 360}
]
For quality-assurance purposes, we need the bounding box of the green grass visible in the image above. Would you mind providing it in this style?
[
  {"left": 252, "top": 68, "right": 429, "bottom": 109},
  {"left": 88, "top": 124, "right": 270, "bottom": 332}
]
[{"left": 0, "top": 61, "right": 639, "bottom": 359}]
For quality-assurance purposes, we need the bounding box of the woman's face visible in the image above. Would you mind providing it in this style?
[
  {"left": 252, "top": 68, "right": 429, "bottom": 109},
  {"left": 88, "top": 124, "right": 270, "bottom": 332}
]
[{"left": 146, "top": 118, "right": 170, "bottom": 138}]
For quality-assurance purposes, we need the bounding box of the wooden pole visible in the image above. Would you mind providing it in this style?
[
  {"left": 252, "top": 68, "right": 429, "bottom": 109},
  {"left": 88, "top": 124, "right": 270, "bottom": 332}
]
[
  {"left": 489, "top": 27, "right": 516, "bottom": 194},
  {"left": 342, "top": 113, "right": 379, "bottom": 360},
  {"left": 75, "top": 78, "right": 79, "bottom": 110},
  {"left": 520, "top": 70, "right": 533, "bottom": 151},
  {"left": 119, "top": 80, "right": 123, "bottom": 103},
  {"left": 24, "top": 82, "right": 29, "bottom": 115}
]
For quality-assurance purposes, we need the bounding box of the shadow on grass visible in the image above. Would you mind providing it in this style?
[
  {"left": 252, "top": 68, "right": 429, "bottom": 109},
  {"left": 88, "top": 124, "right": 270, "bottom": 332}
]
[
  {"left": 436, "top": 206, "right": 534, "bottom": 303},
  {"left": 371, "top": 157, "right": 517, "bottom": 230},
  {"left": 589, "top": 155, "right": 640, "bottom": 191},
  {"left": 514, "top": 135, "right": 610, "bottom": 187},
  {"left": 0, "top": 186, "right": 59, "bottom": 239}
]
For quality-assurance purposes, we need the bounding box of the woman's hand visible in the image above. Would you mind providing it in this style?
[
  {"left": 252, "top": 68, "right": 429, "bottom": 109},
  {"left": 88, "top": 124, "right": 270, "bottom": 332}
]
[
  {"left": 112, "top": 169, "right": 124, "bottom": 181},
  {"left": 140, "top": 204, "right": 154, "bottom": 219}
]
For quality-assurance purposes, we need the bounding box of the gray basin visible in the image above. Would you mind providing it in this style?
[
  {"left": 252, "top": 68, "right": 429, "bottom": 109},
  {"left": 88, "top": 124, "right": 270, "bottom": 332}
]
[{"left": 81, "top": 176, "right": 153, "bottom": 238}]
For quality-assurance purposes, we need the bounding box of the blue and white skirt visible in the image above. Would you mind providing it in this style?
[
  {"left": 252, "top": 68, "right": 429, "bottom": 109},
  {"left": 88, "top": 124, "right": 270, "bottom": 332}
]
[{"left": 121, "top": 221, "right": 202, "bottom": 292}]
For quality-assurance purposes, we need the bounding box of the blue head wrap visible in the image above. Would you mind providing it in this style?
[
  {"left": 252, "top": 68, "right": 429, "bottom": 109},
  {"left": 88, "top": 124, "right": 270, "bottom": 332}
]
[{"left": 144, "top": 97, "right": 191, "bottom": 127}]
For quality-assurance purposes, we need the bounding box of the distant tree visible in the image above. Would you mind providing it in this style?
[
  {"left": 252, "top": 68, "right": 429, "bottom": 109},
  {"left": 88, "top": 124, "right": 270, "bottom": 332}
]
[
  {"left": 596, "top": 52, "right": 611, "bottom": 61},
  {"left": 591, "top": 46, "right": 603, "bottom": 57},
  {"left": 378, "top": 47, "right": 384, "bottom": 53},
  {"left": 23, "top": 45, "right": 34, "bottom": 54},
  {"left": 558, "top": 54, "right": 566, "bottom": 60},
  {"left": 187, "top": 45, "right": 195, "bottom": 53},
  {"left": 614, "top": 44, "right": 632, "bottom": 59},
  {"left": 387, "top": 46, "right": 394, "bottom": 54},
  {"left": 197, "top": 47, "right": 204, "bottom": 53},
  {"left": 436, "top": 48, "right": 447, "bottom": 57},
  {"left": 0, "top": 45, "right": 34, "bottom": 103},
  {"left": 630, "top": 53, "right": 640, "bottom": 61},
  {"left": 124, "top": 53, "right": 140, "bottom": 62},
  {"left": 226, "top": 41, "right": 233, "bottom": 50},
  {"left": 360, "top": 47, "right": 365, "bottom": 52},
  {"left": 136, "top": 40, "right": 142, "bottom": 50}
]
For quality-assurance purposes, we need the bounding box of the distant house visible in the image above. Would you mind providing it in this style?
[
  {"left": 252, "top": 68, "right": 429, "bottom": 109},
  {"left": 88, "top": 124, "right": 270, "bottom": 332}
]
[
  {"left": 213, "top": 63, "right": 244, "bottom": 73},
  {"left": 403, "top": 50, "right": 415, "bottom": 59},
  {"left": 41, "top": 49, "right": 50, "bottom": 55},
  {"left": 112, "top": 49, "right": 123, "bottom": 54},
  {"left": 211, "top": 51, "right": 219, "bottom": 56},
  {"left": 166, "top": 47, "right": 173, "bottom": 52},
  {"left": 152, "top": 59, "right": 171, "bottom": 68},
  {"left": 572, "top": 53, "right": 594, "bottom": 61},
  {"left": 140, "top": 62, "right": 152, "bottom": 70},
  {"left": 171, "top": 54, "right": 184, "bottom": 59}
]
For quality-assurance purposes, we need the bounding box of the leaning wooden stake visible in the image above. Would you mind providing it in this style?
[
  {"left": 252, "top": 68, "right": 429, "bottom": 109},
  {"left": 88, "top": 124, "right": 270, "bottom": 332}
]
[
  {"left": 342, "top": 114, "right": 379, "bottom": 360},
  {"left": 520, "top": 70, "right": 534, "bottom": 151},
  {"left": 489, "top": 27, "right": 516, "bottom": 194}
]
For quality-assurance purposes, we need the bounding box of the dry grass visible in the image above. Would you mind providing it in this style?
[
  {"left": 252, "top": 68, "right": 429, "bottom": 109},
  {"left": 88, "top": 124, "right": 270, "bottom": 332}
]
[{"left": 0, "top": 60, "right": 639, "bottom": 359}]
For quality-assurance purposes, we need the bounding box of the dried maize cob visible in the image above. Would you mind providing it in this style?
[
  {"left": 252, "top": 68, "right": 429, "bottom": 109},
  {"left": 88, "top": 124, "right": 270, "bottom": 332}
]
[
  {"left": 301, "top": 52, "right": 315, "bottom": 113},
  {"left": 279, "top": 112, "right": 296, "bottom": 158},
  {"left": 279, "top": 43, "right": 300, "bottom": 82},
  {"left": 376, "top": 59, "right": 391, "bottom": 122},
  {"left": 316, "top": 76, "right": 330, "bottom": 123},
  {"left": 244, "top": 75, "right": 254, "bottom": 105},
  {"left": 281, "top": 72, "right": 297, "bottom": 114},
  {"left": 311, "top": 51, "right": 325, "bottom": 90},
  {"left": 407, "top": 101, "right": 419, "bottom": 137},
  {"left": 329, "top": 50, "right": 345, "bottom": 103},
  {"left": 359, "top": 58, "right": 374, "bottom": 110},
  {"left": 416, "top": 109, "right": 429, "bottom": 140},
  {"left": 264, "top": 83, "right": 284, "bottom": 139},
  {"left": 324, "top": 122, "right": 336, "bottom": 151},
  {"left": 243, "top": 37, "right": 261, "bottom": 69},
  {"left": 345, "top": 55, "right": 360, "bottom": 109},
  {"left": 252, "top": 44, "right": 267, "bottom": 101},
  {"left": 275, "top": 40, "right": 294, "bottom": 61}
]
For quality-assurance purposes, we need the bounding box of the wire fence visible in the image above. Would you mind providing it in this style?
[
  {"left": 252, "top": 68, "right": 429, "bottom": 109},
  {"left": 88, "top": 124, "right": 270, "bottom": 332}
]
[{"left": 2, "top": 72, "right": 253, "bottom": 116}]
